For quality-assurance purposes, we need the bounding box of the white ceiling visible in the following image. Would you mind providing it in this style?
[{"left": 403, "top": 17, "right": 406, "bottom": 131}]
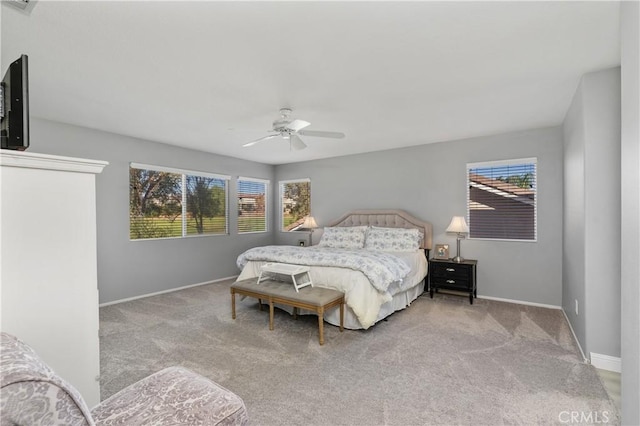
[{"left": 2, "top": 1, "right": 620, "bottom": 165}]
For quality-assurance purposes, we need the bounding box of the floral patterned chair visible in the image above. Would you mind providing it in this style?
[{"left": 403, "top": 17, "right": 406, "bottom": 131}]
[{"left": 0, "top": 332, "right": 249, "bottom": 425}]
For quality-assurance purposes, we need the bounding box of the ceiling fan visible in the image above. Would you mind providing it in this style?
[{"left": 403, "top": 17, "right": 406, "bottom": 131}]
[{"left": 242, "top": 108, "right": 345, "bottom": 150}]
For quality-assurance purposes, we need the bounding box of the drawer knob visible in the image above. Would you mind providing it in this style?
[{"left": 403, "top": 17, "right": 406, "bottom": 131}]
[
  {"left": 446, "top": 268, "right": 455, "bottom": 272},
  {"left": 447, "top": 280, "right": 456, "bottom": 284}
]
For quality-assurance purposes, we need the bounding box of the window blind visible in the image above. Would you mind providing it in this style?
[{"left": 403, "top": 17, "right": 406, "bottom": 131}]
[
  {"left": 238, "top": 177, "right": 268, "bottom": 233},
  {"left": 129, "top": 163, "right": 229, "bottom": 240},
  {"left": 467, "top": 158, "right": 537, "bottom": 241}
]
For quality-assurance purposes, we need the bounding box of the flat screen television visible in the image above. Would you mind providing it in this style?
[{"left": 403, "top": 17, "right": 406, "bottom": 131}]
[{"left": 1, "top": 54, "right": 29, "bottom": 150}]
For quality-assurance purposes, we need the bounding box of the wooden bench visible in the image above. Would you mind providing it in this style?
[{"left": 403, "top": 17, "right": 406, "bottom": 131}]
[{"left": 230, "top": 278, "right": 344, "bottom": 345}]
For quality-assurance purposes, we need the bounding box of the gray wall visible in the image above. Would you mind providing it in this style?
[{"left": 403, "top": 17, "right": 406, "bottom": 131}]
[
  {"left": 562, "top": 68, "right": 621, "bottom": 359},
  {"left": 275, "top": 126, "right": 564, "bottom": 306},
  {"left": 30, "top": 117, "right": 564, "bottom": 308},
  {"left": 30, "top": 118, "right": 275, "bottom": 303},
  {"left": 583, "top": 69, "right": 621, "bottom": 359},
  {"left": 621, "top": 1, "right": 640, "bottom": 423},
  {"left": 562, "top": 83, "right": 587, "bottom": 351}
]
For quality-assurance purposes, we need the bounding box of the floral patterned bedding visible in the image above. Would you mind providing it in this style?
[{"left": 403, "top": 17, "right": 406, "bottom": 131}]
[{"left": 236, "top": 245, "right": 411, "bottom": 293}]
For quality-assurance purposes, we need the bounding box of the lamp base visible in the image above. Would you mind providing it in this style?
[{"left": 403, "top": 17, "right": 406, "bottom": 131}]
[{"left": 452, "top": 236, "right": 464, "bottom": 262}]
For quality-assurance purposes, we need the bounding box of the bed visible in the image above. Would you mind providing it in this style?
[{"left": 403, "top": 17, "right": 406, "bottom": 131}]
[{"left": 236, "top": 209, "right": 433, "bottom": 330}]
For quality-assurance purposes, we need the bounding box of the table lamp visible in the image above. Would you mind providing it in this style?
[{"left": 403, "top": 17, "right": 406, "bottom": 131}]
[
  {"left": 446, "top": 216, "right": 469, "bottom": 262},
  {"left": 301, "top": 216, "right": 318, "bottom": 246}
]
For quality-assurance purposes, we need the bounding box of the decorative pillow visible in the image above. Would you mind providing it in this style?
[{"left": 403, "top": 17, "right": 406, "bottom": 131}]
[
  {"left": 317, "top": 226, "right": 367, "bottom": 249},
  {"left": 364, "top": 227, "right": 422, "bottom": 252}
]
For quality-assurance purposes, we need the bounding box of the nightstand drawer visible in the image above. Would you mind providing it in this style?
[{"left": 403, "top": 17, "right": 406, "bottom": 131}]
[
  {"left": 430, "top": 276, "right": 470, "bottom": 290},
  {"left": 430, "top": 262, "right": 472, "bottom": 280}
]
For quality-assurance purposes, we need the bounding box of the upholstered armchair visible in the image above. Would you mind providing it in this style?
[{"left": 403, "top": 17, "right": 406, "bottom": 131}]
[{"left": 0, "top": 332, "right": 249, "bottom": 425}]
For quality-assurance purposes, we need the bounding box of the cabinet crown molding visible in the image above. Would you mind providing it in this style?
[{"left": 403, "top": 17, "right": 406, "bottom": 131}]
[{"left": 0, "top": 151, "right": 108, "bottom": 174}]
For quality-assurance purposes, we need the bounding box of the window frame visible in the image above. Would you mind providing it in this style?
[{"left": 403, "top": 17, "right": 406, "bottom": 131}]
[
  {"left": 129, "top": 162, "right": 230, "bottom": 241},
  {"left": 466, "top": 157, "right": 537, "bottom": 242},
  {"left": 279, "top": 178, "right": 311, "bottom": 233},
  {"left": 237, "top": 176, "right": 269, "bottom": 234}
]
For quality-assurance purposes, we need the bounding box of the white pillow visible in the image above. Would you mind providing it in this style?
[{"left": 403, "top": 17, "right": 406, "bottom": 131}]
[
  {"left": 317, "top": 226, "right": 367, "bottom": 249},
  {"left": 364, "top": 227, "right": 422, "bottom": 252}
]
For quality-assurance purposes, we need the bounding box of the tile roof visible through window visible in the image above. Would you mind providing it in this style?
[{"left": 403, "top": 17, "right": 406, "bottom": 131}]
[{"left": 468, "top": 173, "right": 535, "bottom": 206}]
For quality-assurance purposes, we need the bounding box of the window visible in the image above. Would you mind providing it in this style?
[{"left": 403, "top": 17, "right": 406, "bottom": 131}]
[
  {"left": 467, "top": 158, "right": 537, "bottom": 241},
  {"left": 129, "top": 163, "right": 229, "bottom": 240},
  {"left": 237, "top": 177, "right": 268, "bottom": 233},
  {"left": 280, "top": 179, "right": 310, "bottom": 231}
]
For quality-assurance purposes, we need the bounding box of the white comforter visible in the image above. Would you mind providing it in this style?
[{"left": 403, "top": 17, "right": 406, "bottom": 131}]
[
  {"left": 237, "top": 246, "right": 410, "bottom": 292},
  {"left": 236, "top": 246, "right": 425, "bottom": 329}
]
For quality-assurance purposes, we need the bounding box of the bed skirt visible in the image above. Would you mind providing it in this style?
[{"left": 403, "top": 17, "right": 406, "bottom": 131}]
[{"left": 324, "top": 279, "right": 425, "bottom": 329}]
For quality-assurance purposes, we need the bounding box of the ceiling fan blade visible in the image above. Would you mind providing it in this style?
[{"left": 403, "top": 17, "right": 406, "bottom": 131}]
[
  {"left": 242, "top": 134, "right": 279, "bottom": 147},
  {"left": 298, "top": 130, "right": 345, "bottom": 139},
  {"left": 285, "top": 119, "right": 311, "bottom": 132},
  {"left": 289, "top": 134, "right": 307, "bottom": 151}
]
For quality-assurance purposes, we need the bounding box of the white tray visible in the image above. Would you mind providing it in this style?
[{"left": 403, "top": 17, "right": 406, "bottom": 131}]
[{"left": 257, "top": 262, "right": 313, "bottom": 292}]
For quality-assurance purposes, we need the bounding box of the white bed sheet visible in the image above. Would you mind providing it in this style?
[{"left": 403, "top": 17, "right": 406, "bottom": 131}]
[{"left": 236, "top": 250, "right": 427, "bottom": 329}]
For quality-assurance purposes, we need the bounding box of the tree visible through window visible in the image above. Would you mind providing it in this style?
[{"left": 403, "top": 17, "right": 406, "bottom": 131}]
[
  {"left": 185, "top": 176, "right": 227, "bottom": 235},
  {"left": 467, "top": 159, "right": 537, "bottom": 241},
  {"left": 129, "top": 164, "right": 229, "bottom": 240},
  {"left": 280, "top": 179, "right": 310, "bottom": 231}
]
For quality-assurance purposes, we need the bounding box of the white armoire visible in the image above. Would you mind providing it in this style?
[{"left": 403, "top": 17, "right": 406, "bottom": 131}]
[{"left": 0, "top": 150, "right": 108, "bottom": 407}]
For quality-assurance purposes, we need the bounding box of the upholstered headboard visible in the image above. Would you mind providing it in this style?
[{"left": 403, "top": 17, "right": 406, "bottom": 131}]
[{"left": 327, "top": 209, "right": 433, "bottom": 250}]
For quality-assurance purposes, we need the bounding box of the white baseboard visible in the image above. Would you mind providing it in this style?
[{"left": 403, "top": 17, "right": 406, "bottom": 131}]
[
  {"left": 99, "top": 275, "right": 238, "bottom": 307},
  {"left": 561, "top": 309, "right": 588, "bottom": 363},
  {"left": 476, "top": 295, "right": 561, "bottom": 310},
  {"left": 590, "top": 352, "right": 622, "bottom": 373}
]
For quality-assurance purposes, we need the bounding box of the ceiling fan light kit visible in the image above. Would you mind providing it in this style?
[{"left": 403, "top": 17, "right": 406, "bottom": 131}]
[{"left": 243, "top": 108, "right": 345, "bottom": 151}]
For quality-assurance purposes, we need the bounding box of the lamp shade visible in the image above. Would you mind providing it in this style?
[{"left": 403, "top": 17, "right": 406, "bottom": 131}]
[
  {"left": 302, "top": 216, "right": 318, "bottom": 229},
  {"left": 446, "top": 216, "right": 469, "bottom": 234}
]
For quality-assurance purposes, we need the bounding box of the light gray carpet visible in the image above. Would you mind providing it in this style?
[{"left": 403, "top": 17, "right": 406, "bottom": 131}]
[{"left": 99, "top": 280, "right": 619, "bottom": 425}]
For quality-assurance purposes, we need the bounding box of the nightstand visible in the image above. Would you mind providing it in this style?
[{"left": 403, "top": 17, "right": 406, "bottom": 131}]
[{"left": 428, "top": 258, "right": 477, "bottom": 304}]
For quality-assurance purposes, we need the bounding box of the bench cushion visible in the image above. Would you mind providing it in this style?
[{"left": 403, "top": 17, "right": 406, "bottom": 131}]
[{"left": 232, "top": 279, "right": 343, "bottom": 306}]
